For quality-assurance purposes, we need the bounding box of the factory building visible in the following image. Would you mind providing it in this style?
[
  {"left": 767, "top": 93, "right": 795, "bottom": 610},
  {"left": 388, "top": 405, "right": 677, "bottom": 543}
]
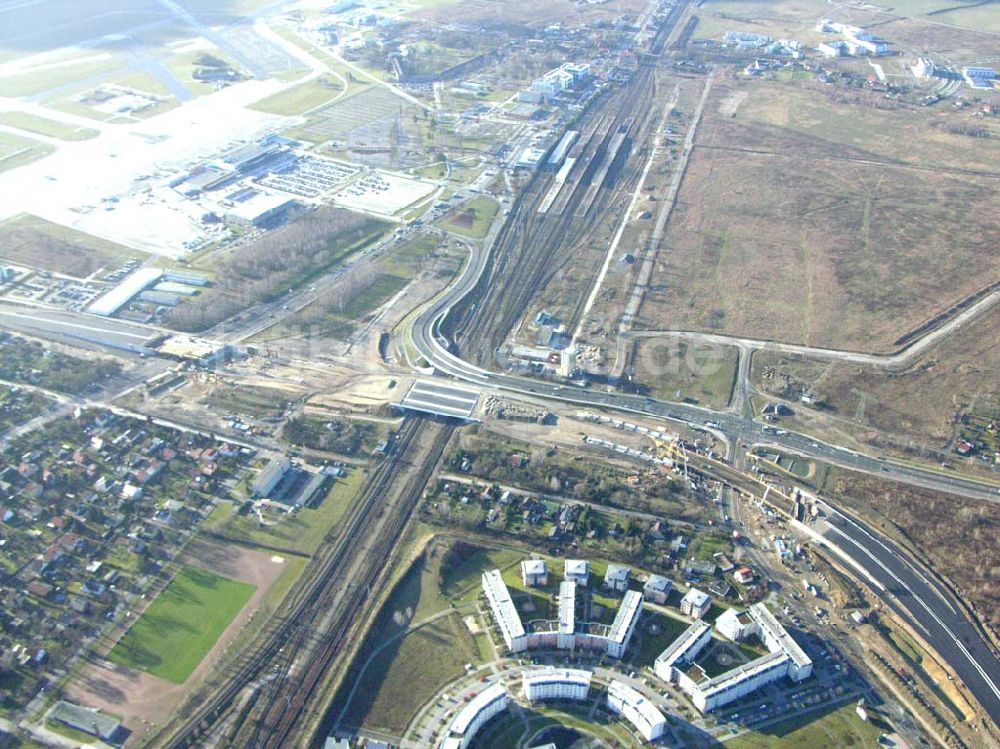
[
  {"left": 963, "top": 66, "right": 997, "bottom": 89},
  {"left": 482, "top": 569, "right": 527, "bottom": 652},
  {"left": 440, "top": 683, "right": 508, "bottom": 749},
  {"left": 522, "top": 668, "right": 592, "bottom": 702},
  {"left": 225, "top": 192, "right": 297, "bottom": 228},
  {"left": 606, "top": 682, "right": 666, "bottom": 742}
]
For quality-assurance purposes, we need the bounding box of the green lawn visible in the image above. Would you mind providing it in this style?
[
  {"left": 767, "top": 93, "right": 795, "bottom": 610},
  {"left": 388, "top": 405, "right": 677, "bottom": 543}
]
[
  {"left": 0, "top": 112, "right": 98, "bottom": 141},
  {"left": 250, "top": 75, "right": 345, "bottom": 115},
  {"left": 108, "top": 566, "right": 255, "bottom": 684},
  {"left": 439, "top": 195, "right": 499, "bottom": 239},
  {"left": 725, "top": 702, "right": 883, "bottom": 748},
  {"left": 0, "top": 133, "right": 54, "bottom": 174},
  {"left": 221, "top": 469, "right": 365, "bottom": 555}
]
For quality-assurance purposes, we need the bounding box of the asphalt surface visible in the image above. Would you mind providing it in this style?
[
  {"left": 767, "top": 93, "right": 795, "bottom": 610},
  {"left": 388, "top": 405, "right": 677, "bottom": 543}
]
[{"left": 409, "top": 214, "right": 1000, "bottom": 728}]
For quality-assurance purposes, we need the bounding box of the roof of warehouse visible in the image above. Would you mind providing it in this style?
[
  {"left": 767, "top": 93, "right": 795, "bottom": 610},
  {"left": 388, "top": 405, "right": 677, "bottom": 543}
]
[{"left": 399, "top": 379, "right": 482, "bottom": 420}]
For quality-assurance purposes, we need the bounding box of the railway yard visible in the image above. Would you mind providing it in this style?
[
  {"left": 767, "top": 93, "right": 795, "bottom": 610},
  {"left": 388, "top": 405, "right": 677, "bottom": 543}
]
[{"left": 0, "top": 0, "right": 999, "bottom": 749}]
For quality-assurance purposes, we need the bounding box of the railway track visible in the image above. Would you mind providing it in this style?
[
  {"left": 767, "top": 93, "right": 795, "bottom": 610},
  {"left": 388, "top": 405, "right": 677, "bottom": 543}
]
[
  {"left": 150, "top": 417, "right": 451, "bottom": 749},
  {"left": 447, "top": 2, "right": 687, "bottom": 366}
]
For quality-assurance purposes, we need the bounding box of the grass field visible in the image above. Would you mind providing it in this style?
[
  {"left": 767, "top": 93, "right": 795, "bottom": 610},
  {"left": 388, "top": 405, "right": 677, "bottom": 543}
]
[
  {"left": 108, "top": 566, "right": 255, "bottom": 684},
  {"left": 439, "top": 195, "right": 499, "bottom": 240},
  {"left": 633, "top": 339, "right": 738, "bottom": 409},
  {"left": 285, "top": 85, "right": 412, "bottom": 143},
  {"left": 341, "top": 613, "right": 475, "bottom": 733},
  {"left": 0, "top": 132, "right": 54, "bottom": 174},
  {"left": 250, "top": 75, "right": 345, "bottom": 116},
  {"left": 636, "top": 75, "right": 1000, "bottom": 353},
  {"left": 0, "top": 112, "right": 98, "bottom": 141},
  {"left": 0, "top": 54, "right": 120, "bottom": 98},
  {"left": 0, "top": 213, "right": 141, "bottom": 275},
  {"left": 334, "top": 543, "right": 485, "bottom": 733},
  {"left": 725, "top": 701, "right": 883, "bottom": 748}
]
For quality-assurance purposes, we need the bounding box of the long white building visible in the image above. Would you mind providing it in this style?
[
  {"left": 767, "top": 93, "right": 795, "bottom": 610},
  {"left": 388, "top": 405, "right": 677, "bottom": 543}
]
[
  {"left": 522, "top": 668, "right": 592, "bottom": 702},
  {"left": 481, "top": 564, "right": 642, "bottom": 658},
  {"left": 606, "top": 590, "right": 644, "bottom": 658},
  {"left": 558, "top": 581, "right": 576, "bottom": 650},
  {"left": 654, "top": 620, "right": 712, "bottom": 681},
  {"left": 607, "top": 681, "right": 667, "bottom": 742},
  {"left": 657, "top": 602, "right": 813, "bottom": 712},
  {"left": 482, "top": 569, "right": 527, "bottom": 652},
  {"left": 440, "top": 683, "right": 508, "bottom": 749}
]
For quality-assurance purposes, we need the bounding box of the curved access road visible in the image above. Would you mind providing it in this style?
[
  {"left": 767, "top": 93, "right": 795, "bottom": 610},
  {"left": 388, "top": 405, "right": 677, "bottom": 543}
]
[{"left": 408, "top": 211, "right": 1000, "bottom": 731}]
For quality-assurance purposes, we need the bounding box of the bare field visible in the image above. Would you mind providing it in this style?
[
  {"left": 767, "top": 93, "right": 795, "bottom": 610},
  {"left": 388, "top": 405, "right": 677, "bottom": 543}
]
[
  {"left": 635, "top": 79, "right": 1000, "bottom": 353},
  {"left": 414, "top": 0, "right": 649, "bottom": 26},
  {"left": 751, "top": 300, "right": 1000, "bottom": 450},
  {"left": 0, "top": 213, "right": 142, "bottom": 276},
  {"left": 822, "top": 468, "right": 1000, "bottom": 630}
]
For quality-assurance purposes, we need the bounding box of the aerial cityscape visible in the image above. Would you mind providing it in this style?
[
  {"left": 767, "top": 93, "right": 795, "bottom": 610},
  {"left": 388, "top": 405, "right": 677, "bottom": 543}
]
[{"left": 0, "top": 0, "right": 997, "bottom": 748}]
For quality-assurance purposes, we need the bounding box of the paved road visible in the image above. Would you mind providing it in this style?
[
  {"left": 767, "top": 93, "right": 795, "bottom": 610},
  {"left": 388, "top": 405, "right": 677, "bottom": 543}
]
[
  {"left": 408, "top": 201, "right": 1000, "bottom": 728},
  {"left": 813, "top": 500, "right": 1000, "bottom": 724}
]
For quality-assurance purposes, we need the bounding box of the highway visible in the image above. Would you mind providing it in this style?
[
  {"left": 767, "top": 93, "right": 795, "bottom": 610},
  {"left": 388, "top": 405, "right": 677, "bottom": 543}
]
[{"left": 407, "top": 165, "right": 1000, "bottom": 729}]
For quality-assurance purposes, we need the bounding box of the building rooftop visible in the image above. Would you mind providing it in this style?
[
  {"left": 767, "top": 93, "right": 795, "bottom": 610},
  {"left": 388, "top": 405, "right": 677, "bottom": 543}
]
[
  {"left": 449, "top": 683, "right": 507, "bottom": 735},
  {"left": 558, "top": 580, "right": 576, "bottom": 635},
  {"left": 88, "top": 267, "right": 163, "bottom": 317},
  {"left": 608, "top": 681, "right": 666, "bottom": 729},
  {"left": 608, "top": 590, "right": 643, "bottom": 644},
  {"left": 522, "top": 559, "right": 547, "bottom": 576},
  {"left": 698, "top": 651, "right": 790, "bottom": 698},
  {"left": 605, "top": 563, "right": 631, "bottom": 583},
  {"left": 681, "top": 587, "right": 711, "bottom": 608},
  {"left": 50, "top": 701, "right": 121, "bottom": 741},
  {"left": 482, "top": 569, "right": 525, "bottom": 640},
  {"left": 523, "top": 667, "right": 592, "bottom": 688},
  {"left": 644, "top": 574, "right": 672, "bottom": 594},
  {"left": 655, "top": 619, "right": 712, "bottom": 669},
  {"left": 749, "top": 602, "right": 812, "bottom": 668}
]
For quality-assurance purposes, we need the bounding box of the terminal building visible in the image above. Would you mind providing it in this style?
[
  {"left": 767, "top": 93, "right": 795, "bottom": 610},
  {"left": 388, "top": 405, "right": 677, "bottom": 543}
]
[
  {"left": 607, "top": 681, "right": 667, "bottom": 742},
  {"left": 522, "top": 668, "right": 592, "bottom": 702},
  {"left": 655, "top": 603, "right": 813, "bottom": 713},
  {"left": 439, "top": 683, "right": 509, "bottom": 749},
  {"left": 481, "top": 563, "right": 643, "bottom": 658}
]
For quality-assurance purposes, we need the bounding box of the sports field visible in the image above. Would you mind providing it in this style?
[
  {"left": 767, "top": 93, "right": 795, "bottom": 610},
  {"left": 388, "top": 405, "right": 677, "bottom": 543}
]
[{"left": 108, "top": 566, "right": 255, "bottom": 684}]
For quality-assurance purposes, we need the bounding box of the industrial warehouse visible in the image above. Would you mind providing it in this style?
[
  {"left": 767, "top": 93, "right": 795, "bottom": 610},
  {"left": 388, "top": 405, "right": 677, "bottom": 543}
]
[
  {"left": 481, "top": 565, "right": 644, "bottom": 658},
  {"left": 655, "top": 603, "right": 813, "bottom": 712}
]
